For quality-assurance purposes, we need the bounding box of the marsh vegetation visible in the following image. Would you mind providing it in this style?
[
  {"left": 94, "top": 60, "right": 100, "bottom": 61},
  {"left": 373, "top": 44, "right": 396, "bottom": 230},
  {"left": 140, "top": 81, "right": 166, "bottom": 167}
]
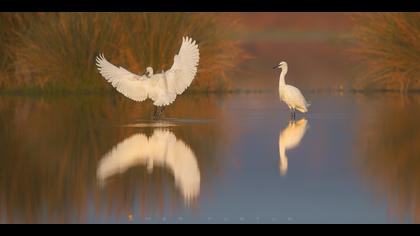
[
  {"left": 0, "top": 13, "right": 247, "bottom": 93},
  {"left": 351, "top": 13, "right": 420, "bottom": 92}
]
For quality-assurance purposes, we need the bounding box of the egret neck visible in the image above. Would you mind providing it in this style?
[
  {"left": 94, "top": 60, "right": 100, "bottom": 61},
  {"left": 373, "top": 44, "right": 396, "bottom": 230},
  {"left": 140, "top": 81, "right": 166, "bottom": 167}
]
[{"left": 279, "top": 65, "right": 288, "bottom": 88}]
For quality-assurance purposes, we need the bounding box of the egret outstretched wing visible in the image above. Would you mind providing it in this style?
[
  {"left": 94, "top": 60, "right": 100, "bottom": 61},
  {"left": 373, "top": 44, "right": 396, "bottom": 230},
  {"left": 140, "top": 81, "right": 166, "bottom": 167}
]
[
  {"left": 167, "top": 36, "right": 200, "bottom": 95},
  {"left": 96, "top": 36, "right": 199, "bottom": 108},
  {"left": 96, "top": 54, "right": 150, "bottom": 102}
]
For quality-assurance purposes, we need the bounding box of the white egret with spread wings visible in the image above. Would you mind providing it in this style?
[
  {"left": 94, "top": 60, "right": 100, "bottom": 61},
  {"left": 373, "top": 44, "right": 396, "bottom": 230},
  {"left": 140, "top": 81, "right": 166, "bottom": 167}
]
[{"left": 96, "top": 37, "right": 199, "bottom": 120}]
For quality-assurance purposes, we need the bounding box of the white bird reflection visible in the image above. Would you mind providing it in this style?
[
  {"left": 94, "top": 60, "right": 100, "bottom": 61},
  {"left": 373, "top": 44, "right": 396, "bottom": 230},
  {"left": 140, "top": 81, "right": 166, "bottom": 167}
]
[
  {"left": 278, "top": 118, "right": 309, "bottom": 176},
  {"left": 97, "top": 129, "right": 200, "bottom": 203}
]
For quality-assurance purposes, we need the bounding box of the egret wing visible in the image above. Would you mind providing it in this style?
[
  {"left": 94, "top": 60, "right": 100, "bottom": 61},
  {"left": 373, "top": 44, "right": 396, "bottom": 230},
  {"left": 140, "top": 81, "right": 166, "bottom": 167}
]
[
  {"left": 284, "top": 85, "right": 309, "bottom": 111},
  {"left": 96, "top": 54, "right": 150, "bottom": 102},
  {"left": 167, "top": 36, "right": 200, "bottom": 95}
]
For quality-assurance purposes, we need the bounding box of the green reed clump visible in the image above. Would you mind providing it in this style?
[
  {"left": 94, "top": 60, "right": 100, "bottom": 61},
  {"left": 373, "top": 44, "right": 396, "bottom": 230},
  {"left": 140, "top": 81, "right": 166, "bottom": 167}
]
[
  {"left": 3, "top": 13, "right": 246, "bottom": 93},
  {"left": 352, "top": 13, "right": 420, "bottom": 92}
]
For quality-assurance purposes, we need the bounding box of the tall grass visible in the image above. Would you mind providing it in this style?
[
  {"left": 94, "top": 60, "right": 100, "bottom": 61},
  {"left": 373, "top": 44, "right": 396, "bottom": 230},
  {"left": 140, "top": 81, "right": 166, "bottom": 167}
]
[
  {"left": 10, "top": 13, "right": 121, "bottom": 91},
  {"left": 1, "top": 13, "right": 246, "bottom": 93},
  {"left": 119, "top": 13, "right": 246, "bottom": 91},
  {"left": 0, "top": 13, "right": 42, "bottom": 86},
  {"left": 351, "top": 13, "right": 420, "bottom": 92}
]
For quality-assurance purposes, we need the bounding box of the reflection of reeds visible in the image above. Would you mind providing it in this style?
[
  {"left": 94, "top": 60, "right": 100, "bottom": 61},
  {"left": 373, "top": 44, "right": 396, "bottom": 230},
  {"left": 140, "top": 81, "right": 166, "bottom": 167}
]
[
  {"left": 354, "top": 94, "right": 420, "bottom": 223},
  {"left": 0, "top": 13, "right": 246, "bottom": 92},
  {"left": 351, "top": 13, "right": 420, "bottom": 92},
  {"left": 0, "top": 95, "right": 229, "bottom": 223}
]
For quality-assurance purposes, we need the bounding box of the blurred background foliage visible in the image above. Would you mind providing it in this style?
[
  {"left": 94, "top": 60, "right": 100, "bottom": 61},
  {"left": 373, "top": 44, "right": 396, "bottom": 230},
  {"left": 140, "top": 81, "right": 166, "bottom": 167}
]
[
  {"left": 0, "top": 13, "right": 247, "bottom": 93},
  {"left": 351, "top": 13, "right": 420, "bottom": 92}
]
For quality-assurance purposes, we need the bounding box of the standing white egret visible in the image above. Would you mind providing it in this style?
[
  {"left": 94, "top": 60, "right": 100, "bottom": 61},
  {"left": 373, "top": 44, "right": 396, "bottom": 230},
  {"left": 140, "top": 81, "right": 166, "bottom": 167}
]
[
  {"left": 273, "top": 61, "right": 310, "bottom": 119},
  {"left": 278, "top": 118, "right": 308, "bottom": 176},
  {"left": 96, "top": 36, "right": 200, "bottom": 120}
]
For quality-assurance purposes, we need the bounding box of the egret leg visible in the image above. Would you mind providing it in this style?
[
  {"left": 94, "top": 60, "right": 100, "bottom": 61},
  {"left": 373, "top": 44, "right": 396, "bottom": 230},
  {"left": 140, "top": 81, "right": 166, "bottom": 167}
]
[
  {"left": 152, "top": 106, "right": 160, "bottom": 120},
  {"left": 292, "top": 109, "right": 296, "bottom": 120},
  {"left": 152, "top": 106, "right": 166, "bottom": 120},
  {"left": 157, "top": 106, "right": 166, "bottom": 119}
]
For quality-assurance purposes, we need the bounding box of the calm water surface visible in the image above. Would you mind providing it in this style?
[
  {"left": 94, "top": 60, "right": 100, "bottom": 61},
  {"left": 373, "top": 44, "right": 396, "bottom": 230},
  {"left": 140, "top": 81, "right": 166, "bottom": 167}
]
[{"left": 0, "top": 92, "right": 419, "bottom": 223}]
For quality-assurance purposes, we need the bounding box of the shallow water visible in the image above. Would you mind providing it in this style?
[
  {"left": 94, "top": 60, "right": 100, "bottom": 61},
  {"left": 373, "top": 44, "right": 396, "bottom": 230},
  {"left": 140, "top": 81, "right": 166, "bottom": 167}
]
[{"left": 0, "top": 92, "right": 419, "bottom": 223}]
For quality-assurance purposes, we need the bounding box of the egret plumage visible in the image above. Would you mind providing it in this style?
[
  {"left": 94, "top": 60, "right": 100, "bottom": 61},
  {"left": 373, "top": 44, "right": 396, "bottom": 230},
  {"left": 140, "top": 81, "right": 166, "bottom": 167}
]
[
  {"left": 96, "top": 36, "right": 199, "bottom": 120},
  {"left": 273, "top": 61, "right": 310, "bottom": 119}
]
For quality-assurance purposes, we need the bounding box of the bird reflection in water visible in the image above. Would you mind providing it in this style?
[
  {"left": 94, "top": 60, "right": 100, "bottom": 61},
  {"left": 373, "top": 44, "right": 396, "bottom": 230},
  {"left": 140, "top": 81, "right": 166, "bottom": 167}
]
[
  {"left": 278, "top": 118, "right": 309, "bottom": 176},
  {"left": 97, "top": 129, "right": 200, "bottom": 204}
]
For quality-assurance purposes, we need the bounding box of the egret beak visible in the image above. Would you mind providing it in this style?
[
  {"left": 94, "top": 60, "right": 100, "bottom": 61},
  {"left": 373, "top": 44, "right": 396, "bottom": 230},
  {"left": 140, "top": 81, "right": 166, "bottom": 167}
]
[{"left": 273, "top": 65, "right": 279, "bottom": 69}]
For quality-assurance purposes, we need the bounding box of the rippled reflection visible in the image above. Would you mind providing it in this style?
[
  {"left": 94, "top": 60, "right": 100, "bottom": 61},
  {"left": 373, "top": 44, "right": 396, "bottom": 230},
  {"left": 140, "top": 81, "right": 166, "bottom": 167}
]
[
  {"left": 0, "top": 95, "right": 228, "bottom": 223},
  {"left": 97, "top": 129, "right": 200, "bottom": 203},
  {"left": 355, "top": 94, "right": 420, "bottom": 223},
  {"left": 278, "top": 118, "right": 308, "bottom": 176},
  {"left": 3, "top": 92, "right": 420, "bottom": 223}
]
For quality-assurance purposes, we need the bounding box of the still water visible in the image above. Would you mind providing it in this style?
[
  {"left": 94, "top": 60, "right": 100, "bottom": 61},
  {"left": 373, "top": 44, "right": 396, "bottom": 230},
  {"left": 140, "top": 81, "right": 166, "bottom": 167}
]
[{"left": 0, "top": 92, "right": 419, "bottom": 223}]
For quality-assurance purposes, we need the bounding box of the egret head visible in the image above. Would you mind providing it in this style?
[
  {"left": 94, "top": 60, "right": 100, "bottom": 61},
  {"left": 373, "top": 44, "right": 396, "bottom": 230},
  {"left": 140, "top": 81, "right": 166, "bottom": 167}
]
[
  {"left": 145, "top": 67, "right": 153, "bottom": 77},
  {"left": 273, "top": 61, "right": 288, "bottom": 70}
]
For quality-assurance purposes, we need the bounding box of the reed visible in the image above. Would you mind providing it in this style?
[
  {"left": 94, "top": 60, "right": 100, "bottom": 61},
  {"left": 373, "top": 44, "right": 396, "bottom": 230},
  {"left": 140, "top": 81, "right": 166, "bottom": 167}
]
[
  {"left": 351, "top": 13, "right": 420, "bottom": 92},
  {"left": 0, "top": 13, "right": 246, "bottom": 93}
]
